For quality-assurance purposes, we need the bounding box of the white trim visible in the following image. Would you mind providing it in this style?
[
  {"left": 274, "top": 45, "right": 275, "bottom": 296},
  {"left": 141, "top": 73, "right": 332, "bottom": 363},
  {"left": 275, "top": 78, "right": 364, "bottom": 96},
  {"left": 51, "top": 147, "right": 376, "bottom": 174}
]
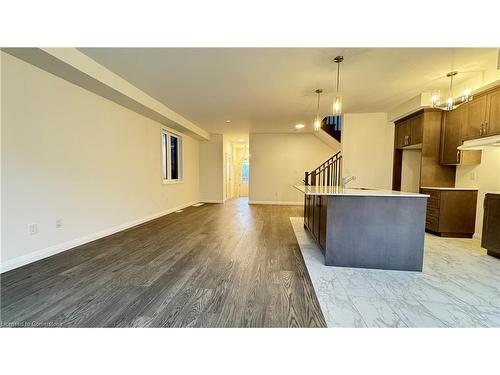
[
  {"left": 161, "top": 129, "right": 183, "bottom": 183},
  {"left": 248, "top": 200, "right": 303, "bottom": 205},
  {"left": 199, "top": 199, "right": 224, "bottom": 204},
  {"left": 0, "top": 200, "right": 198, "bottom": 273},
  {"left": 162, "top": 179, "right": 184, "bottom": 185}
]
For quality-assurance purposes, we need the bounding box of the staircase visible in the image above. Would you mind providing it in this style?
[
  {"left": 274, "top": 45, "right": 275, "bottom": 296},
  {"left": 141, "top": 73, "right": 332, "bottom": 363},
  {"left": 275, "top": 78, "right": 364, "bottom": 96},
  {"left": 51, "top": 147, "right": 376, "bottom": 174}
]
[
  {"left": 304, "top": 151, "right": 342, "bottom": 188},
  {"left": 305, "top": 114, "right": 343, "bottom": 187},
  {"left": 321, "top": 115, "right": 342, "bottom": 143}
]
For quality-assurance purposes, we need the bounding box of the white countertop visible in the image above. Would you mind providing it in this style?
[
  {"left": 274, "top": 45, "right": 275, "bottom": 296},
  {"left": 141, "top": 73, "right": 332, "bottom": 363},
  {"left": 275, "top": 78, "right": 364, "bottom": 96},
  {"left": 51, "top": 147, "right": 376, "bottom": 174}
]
[
  {"left": 420, "top": 186, "right": 479, "bottom": 191},
  {"left": 294, "top": 185, "right": 429, "bottom": 198}
]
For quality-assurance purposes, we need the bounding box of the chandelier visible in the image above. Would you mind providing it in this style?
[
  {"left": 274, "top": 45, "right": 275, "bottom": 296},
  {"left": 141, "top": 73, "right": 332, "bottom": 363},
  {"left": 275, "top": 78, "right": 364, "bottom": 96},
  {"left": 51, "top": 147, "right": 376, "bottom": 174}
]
[{"left": 431, "top": 71, "right": 472, "bottom": 111}]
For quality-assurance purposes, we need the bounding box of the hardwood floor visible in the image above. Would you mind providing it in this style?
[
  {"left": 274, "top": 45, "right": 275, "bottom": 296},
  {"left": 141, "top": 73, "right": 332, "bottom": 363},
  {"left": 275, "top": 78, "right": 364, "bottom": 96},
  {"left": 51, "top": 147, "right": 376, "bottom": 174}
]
[{"left": 0, "top": 199, "right": 326, "bottom": 327}]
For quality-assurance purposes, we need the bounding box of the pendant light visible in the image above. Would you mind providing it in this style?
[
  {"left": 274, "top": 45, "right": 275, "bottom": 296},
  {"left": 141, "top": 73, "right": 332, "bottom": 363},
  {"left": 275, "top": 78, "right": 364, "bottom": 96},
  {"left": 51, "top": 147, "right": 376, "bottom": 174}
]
[
  {"left": 431, "top": 71, "right": 472, "bottom": 111},
  {"left": 332, "top": 56, "right": 344, "bottom": 115},
  {"left": 445, "top": 71, "right": 457, "bottom": 111},
  {"left": 314, "top": 89, "right": 323, "bottom": 131}
]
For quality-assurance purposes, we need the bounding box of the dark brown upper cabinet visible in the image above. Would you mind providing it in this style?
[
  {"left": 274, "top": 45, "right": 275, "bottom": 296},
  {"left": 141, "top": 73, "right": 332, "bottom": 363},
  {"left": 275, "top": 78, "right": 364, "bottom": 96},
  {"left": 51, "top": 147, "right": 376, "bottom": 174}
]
[
  {"left": 409, "top": 114, "right": 423, "bottom": 144},
  {"left": 463, "top": 86, "right": 500, "bottom": 140},
  {"left": 464, "top": 94, "right": 488, "bottom": 139},
  {"left": 395, "top": 120, "right": 410, "bottom": 148},
  {"left": 392, "top": 109, "right": 455, "bottom": 191},
  {"left": 440, "top": 104, "right": 481, "bottom": 166},
  {"left": 486, "top": 88, "right": 500, "bottom": 136},
  {"left": 395, "top": 114, "right": 423, "bottom": 148}
]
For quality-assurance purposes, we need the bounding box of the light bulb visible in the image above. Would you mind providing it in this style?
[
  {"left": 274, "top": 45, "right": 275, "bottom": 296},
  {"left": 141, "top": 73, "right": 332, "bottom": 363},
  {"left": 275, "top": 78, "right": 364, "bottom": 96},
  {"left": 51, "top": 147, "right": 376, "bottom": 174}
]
[
  {"left": 314, "top": 119, "right": 320, "bottom": 131},
  {"left": 431, "top": 94, "right": 440, "bottom": 107},
  {"left": 333, "top": 94, "right": 342, "bottom": 115},
  {"left": 463, "top": 88, "right": 472, "bottom": 102},
  {"left": 446, "top": 96, "right": 454, "bottom": 111}
]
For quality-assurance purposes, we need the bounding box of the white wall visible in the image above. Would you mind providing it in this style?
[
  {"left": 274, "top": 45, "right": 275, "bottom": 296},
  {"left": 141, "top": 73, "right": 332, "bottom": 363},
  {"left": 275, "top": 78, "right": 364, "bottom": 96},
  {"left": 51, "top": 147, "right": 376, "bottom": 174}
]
[
  {"left": 455, "top": 148, "right": 500, "bottom": 238},
  {"left": 1, "top": 52, "right": 201, "bottom": 271},
  {"left": 249, "top": 133, "right": 337, "bottom": 204},
  {"left": 342, "top": 113, "right": 395, "bottom": 189},
  {"left": 199, "top": 134, "right": 224, "bottom": 203},
  {"left": 401, "top": 150, "right": 422, "bottom": 193}
]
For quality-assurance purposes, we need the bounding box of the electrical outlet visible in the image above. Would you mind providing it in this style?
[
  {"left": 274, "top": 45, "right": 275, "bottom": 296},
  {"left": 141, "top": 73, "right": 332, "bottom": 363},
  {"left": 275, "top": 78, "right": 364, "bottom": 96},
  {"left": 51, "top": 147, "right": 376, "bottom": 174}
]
[
  {"left": 28, "top": 223, "right": 38, "bottom": 235},
  {"left": 470, "top": 172, "right": 477, "bottom": 181},
  {"left": 56, "top": 219, "right": 62, "bottom": 229}
]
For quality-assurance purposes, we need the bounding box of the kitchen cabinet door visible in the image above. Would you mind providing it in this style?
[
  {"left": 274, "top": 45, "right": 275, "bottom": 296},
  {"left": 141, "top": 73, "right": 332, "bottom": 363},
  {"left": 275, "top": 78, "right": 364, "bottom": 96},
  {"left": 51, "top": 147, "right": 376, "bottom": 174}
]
[
  {"left": 304, "top": 195, "right": 312, "bottom": 229},
  {"left": 486, "top": 88, "right": 500, "bottom": 136},
  {"left": 313, "top": 196, "right": 320, "bottom": 240},
  {"left": 482, "top": 194, "right": 500, "bottom": 258},
  {"left": 464, "top": 95, "right": 487, "bottom": 139},
  {"left": 440, "top": 106, "right": 464, "bottom": 164},
  {"left": 409, "top": 114, "right": 423, "bottom": 145},
  {"left": 395, "top": 120, "right": 410, "bottom": 148}
]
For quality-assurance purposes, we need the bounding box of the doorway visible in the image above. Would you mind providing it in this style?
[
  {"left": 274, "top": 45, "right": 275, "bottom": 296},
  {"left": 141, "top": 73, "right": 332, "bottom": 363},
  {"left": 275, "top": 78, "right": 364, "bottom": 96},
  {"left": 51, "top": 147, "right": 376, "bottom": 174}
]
[
  {"left": 225, "top": 153, "right": 233, "bottom": 200},
  {"left": 233, "top": 143, "right": 249, "bottom": 197}
]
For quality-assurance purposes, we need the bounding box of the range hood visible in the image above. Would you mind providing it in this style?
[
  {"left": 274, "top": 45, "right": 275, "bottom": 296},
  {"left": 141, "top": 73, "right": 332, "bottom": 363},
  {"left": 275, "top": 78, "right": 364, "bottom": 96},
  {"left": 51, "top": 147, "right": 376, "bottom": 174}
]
[{"left": 458, "top": 135, "right": 500, "bottom": 150}]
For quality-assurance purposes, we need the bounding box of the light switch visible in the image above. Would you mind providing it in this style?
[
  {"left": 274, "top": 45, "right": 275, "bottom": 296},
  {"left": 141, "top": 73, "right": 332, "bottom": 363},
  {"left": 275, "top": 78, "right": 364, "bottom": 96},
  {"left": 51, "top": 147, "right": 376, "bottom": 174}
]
[{"left": 28, "top": 223, "right": 37, "bottom": 235}]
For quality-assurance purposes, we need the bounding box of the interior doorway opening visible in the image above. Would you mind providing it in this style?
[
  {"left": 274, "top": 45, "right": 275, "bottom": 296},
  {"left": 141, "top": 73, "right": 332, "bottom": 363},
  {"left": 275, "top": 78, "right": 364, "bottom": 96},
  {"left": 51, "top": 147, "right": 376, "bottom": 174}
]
[{"left": 233, "top": 142, "right": 249, "bottom": 198}]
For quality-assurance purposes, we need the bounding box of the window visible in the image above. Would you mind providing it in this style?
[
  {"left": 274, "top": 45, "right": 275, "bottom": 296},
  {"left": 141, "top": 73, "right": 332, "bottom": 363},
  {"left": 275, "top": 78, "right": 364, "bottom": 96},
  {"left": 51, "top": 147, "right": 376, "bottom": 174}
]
[
  {"left": 241, "top": 162, "right": 249, "bottom": 182},
  {"left": 162, "top": 130, "right": 182, "bottom": 182}
]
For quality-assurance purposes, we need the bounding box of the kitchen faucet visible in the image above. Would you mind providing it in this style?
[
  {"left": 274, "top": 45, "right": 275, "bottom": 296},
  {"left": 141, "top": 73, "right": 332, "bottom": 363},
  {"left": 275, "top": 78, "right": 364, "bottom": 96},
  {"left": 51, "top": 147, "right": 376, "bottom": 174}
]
[{"left": 342, "top": 175, "right": 356, "bottom": 188}]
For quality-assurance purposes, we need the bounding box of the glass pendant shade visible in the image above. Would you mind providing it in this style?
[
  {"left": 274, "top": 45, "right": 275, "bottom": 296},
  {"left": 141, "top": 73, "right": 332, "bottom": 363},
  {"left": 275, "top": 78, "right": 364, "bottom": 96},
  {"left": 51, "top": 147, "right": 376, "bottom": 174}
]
[
  {"left": 445, "top": 96, "right": 454, "bottom": 111},
  {"left": 314, "top": 118, "right": 321, "bottom": 131},
  {"left": 333, "top": 93, "right": 342, "bottom": 115},
  {"left": 431, "top": 90, "right": 440, "bottom": 107},
  {"left": 462, "top": 88, "right": 472, "bottom": 102}
]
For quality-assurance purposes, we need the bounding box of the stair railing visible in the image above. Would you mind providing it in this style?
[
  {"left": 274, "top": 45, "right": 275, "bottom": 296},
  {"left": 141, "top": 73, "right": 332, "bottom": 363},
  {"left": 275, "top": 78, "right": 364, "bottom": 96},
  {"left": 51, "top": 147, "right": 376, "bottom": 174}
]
[{"left": 304, "top": 151, "right": 342, "bottom": 187}]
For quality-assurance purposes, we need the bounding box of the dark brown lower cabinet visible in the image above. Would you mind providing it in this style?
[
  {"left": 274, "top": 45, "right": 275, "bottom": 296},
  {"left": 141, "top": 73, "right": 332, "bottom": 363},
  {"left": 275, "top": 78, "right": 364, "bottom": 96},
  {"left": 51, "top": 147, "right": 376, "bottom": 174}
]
[
  {"left": 421, "top": 188, "right": 478, "bottom": 238},
  {"left": 303, "top": 194, "right": 328, "bottom": 251},
  {"left": 313, "top": 196, "right": 321, "bottom": 240},
  {"left": 304, "top": 194, "right": 312, "bottom": 230},
  {"left": 482, "top": 193, "right": 500, "bottom": 258}
]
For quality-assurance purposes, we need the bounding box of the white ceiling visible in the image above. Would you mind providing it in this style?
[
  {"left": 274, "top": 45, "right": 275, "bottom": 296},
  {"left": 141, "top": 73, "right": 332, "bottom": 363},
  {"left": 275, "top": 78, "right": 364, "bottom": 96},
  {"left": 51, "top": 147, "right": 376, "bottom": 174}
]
[{"left": 79, "top": 48, "right": 499, "bottom": 134}]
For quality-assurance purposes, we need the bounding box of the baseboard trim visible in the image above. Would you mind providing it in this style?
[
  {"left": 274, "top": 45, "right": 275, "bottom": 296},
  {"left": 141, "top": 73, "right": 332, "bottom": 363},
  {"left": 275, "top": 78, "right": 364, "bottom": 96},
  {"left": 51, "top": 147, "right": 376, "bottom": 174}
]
[
  {"left": 0, "top": 200, "right": 199, "bottom": 273},
  {"left": 248, "top": 200, "right": 303, "bottom": 205},
  {"left": 199, "top": 199, "right": 224, "bottom": 204}
]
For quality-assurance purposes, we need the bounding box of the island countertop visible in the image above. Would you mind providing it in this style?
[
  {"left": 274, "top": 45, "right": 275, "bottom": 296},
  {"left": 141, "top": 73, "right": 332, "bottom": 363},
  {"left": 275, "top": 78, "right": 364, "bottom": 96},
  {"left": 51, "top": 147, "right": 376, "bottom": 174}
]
[{"left": 294, "top": 185, "right": 429, "bottom": 198}]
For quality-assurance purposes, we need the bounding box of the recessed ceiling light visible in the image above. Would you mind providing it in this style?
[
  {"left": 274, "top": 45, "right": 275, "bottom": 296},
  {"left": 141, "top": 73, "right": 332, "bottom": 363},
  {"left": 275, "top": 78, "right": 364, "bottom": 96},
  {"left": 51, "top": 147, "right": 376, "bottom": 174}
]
[
  {"left": 295, "top": 124, "right": 305, "bottom": 129},
  {"left": 238, "top": 139, "right": 244, "bottom": 142},
  {"left": 225, "top": 120, "right": 231, "bottom": 123}
]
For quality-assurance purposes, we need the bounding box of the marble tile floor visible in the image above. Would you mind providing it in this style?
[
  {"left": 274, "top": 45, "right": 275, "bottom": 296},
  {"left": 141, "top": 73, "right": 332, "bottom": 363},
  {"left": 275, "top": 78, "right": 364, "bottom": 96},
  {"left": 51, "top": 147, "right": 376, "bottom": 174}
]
[{"left": 290, "top": 217, "right": 500, "bottom": 328}]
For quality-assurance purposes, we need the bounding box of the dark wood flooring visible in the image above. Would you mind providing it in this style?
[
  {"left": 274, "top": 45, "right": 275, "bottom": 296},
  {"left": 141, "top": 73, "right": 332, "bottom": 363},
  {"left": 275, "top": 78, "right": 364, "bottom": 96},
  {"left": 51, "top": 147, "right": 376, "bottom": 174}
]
[{"left": 0, "top": 198, "right": 326, "bottom": 327}]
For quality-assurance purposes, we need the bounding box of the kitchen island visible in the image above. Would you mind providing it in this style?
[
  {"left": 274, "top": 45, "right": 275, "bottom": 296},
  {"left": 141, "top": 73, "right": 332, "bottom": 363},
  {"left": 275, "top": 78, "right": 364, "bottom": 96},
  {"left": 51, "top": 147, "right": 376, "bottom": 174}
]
[{"left": 295, "top": 185, "right": 429, "bottom": 271}]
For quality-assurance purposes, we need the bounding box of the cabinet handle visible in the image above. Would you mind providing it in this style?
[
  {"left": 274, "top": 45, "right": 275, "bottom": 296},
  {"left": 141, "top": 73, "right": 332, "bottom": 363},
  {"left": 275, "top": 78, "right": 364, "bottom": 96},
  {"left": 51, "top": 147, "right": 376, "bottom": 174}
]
[{"left": 457, "top": 150, "right": 460, "bottom": 163}]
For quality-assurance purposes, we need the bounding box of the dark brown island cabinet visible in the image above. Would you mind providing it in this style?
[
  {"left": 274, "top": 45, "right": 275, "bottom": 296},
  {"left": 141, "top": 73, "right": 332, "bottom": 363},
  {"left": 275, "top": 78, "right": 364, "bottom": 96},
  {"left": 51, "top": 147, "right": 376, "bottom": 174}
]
[
  {"left": 420, "top": 187, "right": 478, "bottom": 238},
  {"left": 300, "top": 186, "right": 428, "bottom": 272},
  {"left": 482, "top": 193, "right": 500, "bottom": 259}
]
